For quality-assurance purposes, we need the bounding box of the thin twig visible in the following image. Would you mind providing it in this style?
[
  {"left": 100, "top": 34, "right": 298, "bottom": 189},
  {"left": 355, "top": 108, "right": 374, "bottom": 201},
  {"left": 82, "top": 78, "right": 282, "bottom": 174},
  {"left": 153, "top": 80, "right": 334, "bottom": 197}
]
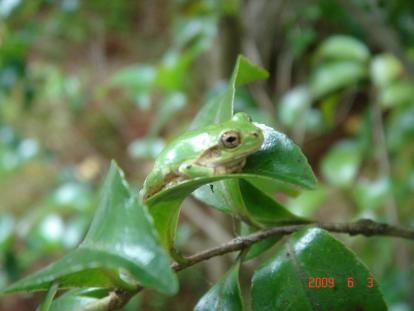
[
  {"left": 172, "top": 219, "right": 414, "bottom": 271},
  {"left": 86, "top": 219, "right": 414, "bottom": 310}
]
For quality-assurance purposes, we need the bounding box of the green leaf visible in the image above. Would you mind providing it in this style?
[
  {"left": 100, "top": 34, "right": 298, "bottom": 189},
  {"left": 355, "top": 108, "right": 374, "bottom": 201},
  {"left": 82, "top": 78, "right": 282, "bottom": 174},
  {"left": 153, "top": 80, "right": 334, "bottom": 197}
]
[
  {"left": 320, "top": 94, "right": 340, "bottom": 128},
  {"left": 148, "top": 197, "right": 184, "bottom": 251},
  {"left": 49, "top": 288, "right": 110, "bottom": 311},
  {"left": 190, "top": 55, "right": 268, "bottom": 129},
  {"left": 148, "top": 92, "right": 187, "bottom": 137},
  {"left": 238, "top": 180, "right": 305, "bottom": 260},
  {"left": 370, "top": 53, "right": 403, "bottom": 87},
  {"left": 287, "top": 28, "right": 316, "bottom": 59},
  {"left": 314, "top": 35, "right": 370, "bottom": 63},
  {"left": 192, "top": 179, "right": 250, "bottom": 218},
  {"left": 147, "top": 125, "right": 316, "bottom": 250},
  {"left": 3, "top": 161, "right": 178, "bottom": 295},
  {"left": 243, "top": 124, "right": 316, "bottom": 190},
  {"left": 278, "top": 86, "right": 311, "bottom": 128},
  {"left": 194, "top": 264, "right": 244, "bottom": 311},
  {"left": 310, "top": 61, "right": 367, "bottom": 99},
  {"left": 0, "top": 214, "right": 14, "bottom": 251},
  {"left": 192, "top": 181, "right": 235, "bottom": 214},
  {"left": 378, "top": 79, "right": 414, "bottom": 108},
  {"left": 174, "top": 17, "right": 217, "bottom": 48},
  {"left": 239, "top": 180, "right": 302, "bottom": 225},
  {"left": 304, "top": 108, "right": 324, "bottom": 133},
  {"left": 321, "top": 140, "right": 361, "bottom": 187},
  {"left": 110, "top": 64, "right": 156, "bottom": 109},
  {"left": 240, "top": 223, "right": 281, "bottom": 261},
  {"left": 111, "top": 64, "right": 155, "bottom": 90},
  {"left": 155, "top": 48, "right": 200, "bottom": 91},
  {"left": 251, "top": 228, "right": 387, "bottom": 311},
  {"left": 242, "top": 176, "right": 300, "bottom": 197},
  {"left": 193, "top": 179, "right": 301, "bottom": 227},
  {"left": 352, "top": 176, "right": 391, "bottom": 211},
  {"left": 233, "top": 55, "right": 269, "bottom": 87},
  {"left": 287, "top": 187, "right": 328, "bottom": 217},
  {"left": 0, "top": 0, "right": 21, "bottom": 17},
  {"left": 386, "top": 105, "right": 414, "bottom": 151}
]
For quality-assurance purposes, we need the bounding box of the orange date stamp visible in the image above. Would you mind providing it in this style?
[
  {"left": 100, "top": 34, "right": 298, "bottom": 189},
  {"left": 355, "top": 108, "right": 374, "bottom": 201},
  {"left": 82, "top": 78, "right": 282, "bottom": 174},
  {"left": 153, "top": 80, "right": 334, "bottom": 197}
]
[{"left": 308, "top": 277, "right": 375, "bottom": 288}]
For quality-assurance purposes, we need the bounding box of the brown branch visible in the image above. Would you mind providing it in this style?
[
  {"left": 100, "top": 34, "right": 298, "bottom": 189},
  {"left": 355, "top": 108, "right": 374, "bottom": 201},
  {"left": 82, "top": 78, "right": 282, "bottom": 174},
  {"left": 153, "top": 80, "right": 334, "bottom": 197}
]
[
  {"left": 172, "top": 219, "right": 414, "bottom": 271},
  {"left": 86, "top": 219, "right": 414, "bottom": 310}
]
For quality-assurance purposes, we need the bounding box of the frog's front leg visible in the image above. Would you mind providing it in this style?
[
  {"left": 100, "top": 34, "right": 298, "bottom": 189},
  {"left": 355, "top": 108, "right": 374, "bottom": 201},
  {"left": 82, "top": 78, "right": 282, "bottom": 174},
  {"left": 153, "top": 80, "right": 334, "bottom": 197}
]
[{"left": 178, "top": 161, "right": 216, "bottom": 178}]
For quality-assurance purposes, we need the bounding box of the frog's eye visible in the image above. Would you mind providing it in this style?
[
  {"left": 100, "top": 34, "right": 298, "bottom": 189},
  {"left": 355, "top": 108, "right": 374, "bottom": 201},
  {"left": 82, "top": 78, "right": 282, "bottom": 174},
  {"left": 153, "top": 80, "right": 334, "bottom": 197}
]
[{"left": 221, "top": 131, "right": 241, "bottom": 148}]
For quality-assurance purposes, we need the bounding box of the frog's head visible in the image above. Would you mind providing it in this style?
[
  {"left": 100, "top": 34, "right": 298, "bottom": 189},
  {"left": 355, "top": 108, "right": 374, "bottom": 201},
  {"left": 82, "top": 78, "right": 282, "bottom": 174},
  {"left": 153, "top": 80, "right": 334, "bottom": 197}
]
[{"left": 216, "top": 112, "right": 264, "bottom": 163}]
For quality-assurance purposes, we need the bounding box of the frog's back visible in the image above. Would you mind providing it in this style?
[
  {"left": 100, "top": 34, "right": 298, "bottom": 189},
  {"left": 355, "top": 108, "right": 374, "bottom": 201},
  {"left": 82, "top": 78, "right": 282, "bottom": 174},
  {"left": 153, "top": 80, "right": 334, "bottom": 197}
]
[
  {"left": 141, "top": 126, "right": 219, "bottom": 199},
  {"left": 154, "top": 125, "right": 221, "bottom": 167}
]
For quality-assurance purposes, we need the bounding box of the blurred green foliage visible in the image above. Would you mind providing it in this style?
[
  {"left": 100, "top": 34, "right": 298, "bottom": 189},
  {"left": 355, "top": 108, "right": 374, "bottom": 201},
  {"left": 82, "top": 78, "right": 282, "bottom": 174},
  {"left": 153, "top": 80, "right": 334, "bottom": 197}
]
[{"left": 0, "top": 0, "right": 414, "bottom": 310}]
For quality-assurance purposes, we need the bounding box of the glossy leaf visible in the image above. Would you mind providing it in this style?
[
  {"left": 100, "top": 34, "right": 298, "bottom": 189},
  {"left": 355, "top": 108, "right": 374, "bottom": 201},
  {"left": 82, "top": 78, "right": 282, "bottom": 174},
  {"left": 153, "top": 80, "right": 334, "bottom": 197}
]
[
  {"left": 193, "top": 179, "right": 300, "bottom": 227},
  {"left": 251, "top": 228, "right": 387, "bottom": 311},
  {"left": 193, "top": 177, "right": 298, "bottom": 216},
  {"left": 238, "top": 180, "right": 304, "bottom": 260},
  {"left": 148, "top": 197, "right": 184, "bottom": 251},
  {"left": 239, "top": 180, "right": 302, "bottom": 226},
  {"left": 194, "top": 264, "right": 244, "bottom": 311},
  {"left": 321, "top": 140, "right": 361, "bottom": 187},
  {"left": 3, "top": 161, "right": 178, "bottom": 295},
  {"left": 49, "top": 288, "right": 110, "bottom": 311},
  {"left": 192, "top": 181, "right": 235, "bottom": 214},
  {"left": 192, "top": 179, "right": 250, "bottom": 218},
  {"left": 310, "top": 61, "right": 367, "bottom": 99},
  {"left": 314, "top": 35, "right": 370, "bottom": 63},
  {"left": 243, "top": 124, "right": 316, "bottom": 190},
  {"left": 242, "top": 176, "right": 300, "bottom": 197}
]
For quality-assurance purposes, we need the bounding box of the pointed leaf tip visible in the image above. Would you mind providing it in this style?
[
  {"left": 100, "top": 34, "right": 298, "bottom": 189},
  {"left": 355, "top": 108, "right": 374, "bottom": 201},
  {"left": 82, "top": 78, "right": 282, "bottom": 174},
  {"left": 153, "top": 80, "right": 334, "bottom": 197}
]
[{"left": 3, "top": 162, "right": 178, "bottom": 296}]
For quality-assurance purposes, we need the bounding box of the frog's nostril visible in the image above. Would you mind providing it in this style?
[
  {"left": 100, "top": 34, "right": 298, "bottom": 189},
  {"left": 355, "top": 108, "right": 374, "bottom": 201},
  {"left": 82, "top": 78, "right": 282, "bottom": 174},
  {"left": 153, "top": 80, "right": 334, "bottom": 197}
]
[{"left": 252, "top": 132, "right": 259, "bottom": 138}]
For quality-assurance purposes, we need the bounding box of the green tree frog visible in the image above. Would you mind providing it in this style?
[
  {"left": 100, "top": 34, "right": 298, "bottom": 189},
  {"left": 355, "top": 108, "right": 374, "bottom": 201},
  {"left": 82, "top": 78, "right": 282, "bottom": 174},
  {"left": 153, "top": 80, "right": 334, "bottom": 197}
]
[{"left": 140, "top": 112, "right": 264, "bottom": 200}]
